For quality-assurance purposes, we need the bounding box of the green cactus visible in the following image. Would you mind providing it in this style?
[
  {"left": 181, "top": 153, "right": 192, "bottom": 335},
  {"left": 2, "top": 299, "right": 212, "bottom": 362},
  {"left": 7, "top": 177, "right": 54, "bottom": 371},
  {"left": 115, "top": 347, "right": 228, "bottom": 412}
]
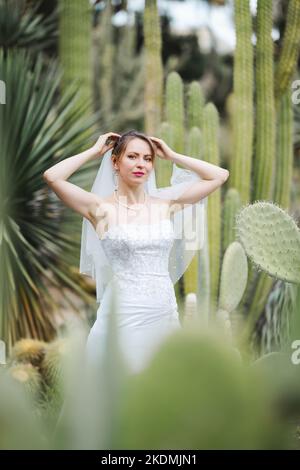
[
  {"left": 97, "top": 0, "right": 114, "bottom": 117},
  {"left": 202, "top": 103, "right": 221, "bottom": 312},
  {"left": 235, "top": 202, "right": 300, "bottom": 345},
  {"left": 253, "top": 0, "right": 276, "bottom": 203},
  {"left": 7, "top": 362, "right": 41, "bottom": 399},
  {"left": 218, "top": 241, "right": 248, "bottom": 313},
  {"left": 116, "top": 328, "right": 285, "bottom": 449},
  {"left": 184, "top": 126, "right": 202, "bottom": 295},
  {"left": 228, "top": 0, "right": 300, "bottom": 350},
  {"left": 186, "top": 81, "right": 205, "bottom": 130},
  {"left": 222, "top": 188, "right": 242, "bottom": 256},
  {"left": 58, "top": 0, "right": 92, "bottom": 111},
  {"left": 275, "top": 0, "right": 300, "bottom": 101},
  {"left": 216, "top": 241, "right": 248, "bottom": 340},
  {"left": 165, "top": 71, "right": 185, "bottom": 157},
  {"left": 273, "top": 90, "right": 293, "bottom": 209},
  {"left": 235, "top": 202, "right": 300, "bottom": 284},
  {"left": 156, "top": 121, "right": 174, "bottom": 188},
  {"left": 184, "top": 81, "right": 206, "bottom": 296},
  {"left": 143, "top": 0, "right": 164, "bottom": 134},
  {"left": 230, "top": 0, "right": 254, "bottom": 205},
  {"left": 40, "top": 338, "right": 69, "bottom": 389}
]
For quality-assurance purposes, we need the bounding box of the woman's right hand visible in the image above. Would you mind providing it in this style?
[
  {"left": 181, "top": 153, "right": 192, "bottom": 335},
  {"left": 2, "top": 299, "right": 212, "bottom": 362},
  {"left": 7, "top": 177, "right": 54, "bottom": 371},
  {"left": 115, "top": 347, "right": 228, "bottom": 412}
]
[{"left": 92, "top": 132, "right": 121, "bottom": 158}]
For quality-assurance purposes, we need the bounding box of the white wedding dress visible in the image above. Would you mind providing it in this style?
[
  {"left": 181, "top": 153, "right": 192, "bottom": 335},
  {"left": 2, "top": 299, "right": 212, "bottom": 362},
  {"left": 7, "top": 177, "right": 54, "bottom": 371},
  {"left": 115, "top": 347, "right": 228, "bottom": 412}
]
[{"left": 85, "top": 218, "right": 182, "bottom": 375}]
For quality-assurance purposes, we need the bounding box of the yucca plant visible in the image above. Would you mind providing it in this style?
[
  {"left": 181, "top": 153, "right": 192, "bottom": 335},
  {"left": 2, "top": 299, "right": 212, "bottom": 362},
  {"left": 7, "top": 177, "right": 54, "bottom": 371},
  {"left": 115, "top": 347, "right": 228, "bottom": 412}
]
[
  {"left": 0, "top": 0, "right": 57, "bottom": 54},
  {"left": 0, "top": 48, "right": 101, "bottom": 353}
]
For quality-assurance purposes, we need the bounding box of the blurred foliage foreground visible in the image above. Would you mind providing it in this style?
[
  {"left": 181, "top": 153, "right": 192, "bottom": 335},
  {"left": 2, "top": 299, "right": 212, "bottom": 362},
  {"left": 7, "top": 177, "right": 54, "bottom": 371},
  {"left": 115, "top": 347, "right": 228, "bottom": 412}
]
[{"left": 1, "top": 291, "right": 300, "bottom": 451}]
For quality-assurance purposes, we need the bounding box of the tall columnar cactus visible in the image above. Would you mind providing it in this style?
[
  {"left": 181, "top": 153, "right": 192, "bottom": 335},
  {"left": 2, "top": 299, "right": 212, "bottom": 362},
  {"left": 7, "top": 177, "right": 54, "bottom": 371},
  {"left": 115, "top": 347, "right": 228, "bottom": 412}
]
[
  {"left": 97, "top": 0, "right": 114, "bottom": 118},
  {"left": 273, "top": 90, "right": 293, "bottom": 209},
  {"left": 143, "top": 0, "right": 164, "bottom": 134},
  {"left": 186, "top": 81, "right": 205, "bottom": 131},
  {"left": 184, "top": 126, "right": 202, "bottom": 295},
  {"left": 165, "top": 71, "right": 185, "bottom": 157},
  {"left": 58, "top": 0, "right": 92, "bottom": 112},
  {"left": 274, "top": 0, "right": 300, "bottom": 102},
  {"left": 202, "top": 103, "right": 221, "bottom": 312},
  {"left": 184, "top": 81, "right": 206, "bottom": 297},
  {"left": 253, "top": 0, "right": 276, "bottom": 203},
  {"left": 227, "top": 0, "right": 300, "bottom": 348},
  {"left": 222, "top": 188, "right": 241, "bottom": 257},
  {"left": 244, "top": 66, "right": 296, "bottom": 332},
  {"left": 156, "top": 121, "right": 174, "bottom": 188},
  {"left": 230, "top": 0, "right": 254, "bottom": 205}
]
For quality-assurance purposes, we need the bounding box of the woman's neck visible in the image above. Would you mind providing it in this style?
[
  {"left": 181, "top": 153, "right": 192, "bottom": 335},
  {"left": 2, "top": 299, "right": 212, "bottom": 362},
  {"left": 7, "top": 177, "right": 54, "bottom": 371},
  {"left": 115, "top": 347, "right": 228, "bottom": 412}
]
[{"left": 116, "top": 183, "right": 146, "bottom": 205}]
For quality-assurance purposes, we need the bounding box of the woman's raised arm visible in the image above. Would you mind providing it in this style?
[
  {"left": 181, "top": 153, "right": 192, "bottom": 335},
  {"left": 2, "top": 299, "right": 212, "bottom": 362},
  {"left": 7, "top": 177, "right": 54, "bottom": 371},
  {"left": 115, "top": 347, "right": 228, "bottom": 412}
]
[{"left": 42, "top": 132, "right": 120, "bottom": 221}]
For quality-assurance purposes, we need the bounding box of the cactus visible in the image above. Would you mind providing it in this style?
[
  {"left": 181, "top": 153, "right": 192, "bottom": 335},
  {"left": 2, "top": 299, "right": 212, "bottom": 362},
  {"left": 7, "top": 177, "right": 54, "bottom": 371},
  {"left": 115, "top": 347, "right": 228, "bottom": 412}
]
[
  {"left": 253, "top": 0, "right": 276, "bottom": 203},
  {"left": 228, "top": 0, "right": 300, "bottom": 348},
  {"left": 216, "top": 241, "right": 248, "bottom": 340},
  {"left": 156, "top": 121, "right": 174, "bottom": 188},
  {"left": 58, "top": 0, "right": 92, "bottom": 111},
  {"left": 202, "top": 103, "right": 221, "bottom": 312},
  {"left": 235, "top": 202, "right": 300, "bottom": 345},
  {"left": 143, "top": 0, "right": 164, "bottom": 134},
  {"left": 97, "top": 0, "right": 114, "bottom": 117},
  {"left": 273, "top": 90, "right": 293, "bottom": 209},
  {"left": 165, "top": 71, "right": 185, "bottom": 157},
  {"left": 230, "top": 0, "right": 254, "bottom": 205},
  {"left": 8, "top": 338, "right": 47, "bottom": 369},
  {"left": 274, "top": 0, "right": 300, "bottom": 101},
  {"left": 7, "top": 362, "right": 41, "bottom": 399},
  {"left": 222, "top": 188, "right": 242, "bottom": 256},
  {"left": 186, "top": 81, "right": 205, "bottom": 130},
  {"left": 184, "top": 81, "right": 206, "bottom": 296},
  {"left": 116, "top": 328, "right": 284, "bottom": 449},
  {"left": 184, "top": 127, "right": 202, "bottom": 295},
  {"left": 40, "top": 338, "right": 69, "bottom": 389},
  {"left": 235, "top": 202, "right": 300, "bottom": 284}
]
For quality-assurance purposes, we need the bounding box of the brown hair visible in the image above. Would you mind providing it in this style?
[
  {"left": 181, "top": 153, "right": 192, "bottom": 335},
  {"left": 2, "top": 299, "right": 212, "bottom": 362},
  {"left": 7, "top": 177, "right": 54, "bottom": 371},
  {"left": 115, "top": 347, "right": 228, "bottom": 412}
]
[{"left": 111, "top": 129, "right": 156, "bottom": 167}]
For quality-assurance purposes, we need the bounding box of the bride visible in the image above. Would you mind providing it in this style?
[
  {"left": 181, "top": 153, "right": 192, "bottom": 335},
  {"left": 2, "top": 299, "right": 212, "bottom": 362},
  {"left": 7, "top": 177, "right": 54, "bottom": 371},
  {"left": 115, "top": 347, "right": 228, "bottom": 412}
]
[{"left": 43, "top": 129, "right": 229, "bottom": 374}]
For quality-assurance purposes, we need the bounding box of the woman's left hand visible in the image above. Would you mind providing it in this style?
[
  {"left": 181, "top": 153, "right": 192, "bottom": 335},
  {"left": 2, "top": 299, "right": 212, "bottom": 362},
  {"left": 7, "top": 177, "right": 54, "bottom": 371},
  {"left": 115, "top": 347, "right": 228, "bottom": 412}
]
[{"left": 148, "top": 136, "right": 175, "bottom": 161}]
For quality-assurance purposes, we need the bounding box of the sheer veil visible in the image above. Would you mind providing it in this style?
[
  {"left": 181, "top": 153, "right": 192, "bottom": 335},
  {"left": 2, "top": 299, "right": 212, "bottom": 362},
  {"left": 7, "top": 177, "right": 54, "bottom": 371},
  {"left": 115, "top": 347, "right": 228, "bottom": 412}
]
[{"left": 79, "top": 148, "right": 207, "bottom": 303}]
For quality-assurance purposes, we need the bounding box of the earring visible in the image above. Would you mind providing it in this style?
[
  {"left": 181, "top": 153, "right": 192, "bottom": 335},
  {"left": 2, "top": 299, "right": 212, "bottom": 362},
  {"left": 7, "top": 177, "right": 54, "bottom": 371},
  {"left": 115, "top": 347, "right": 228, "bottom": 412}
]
[{"left": 113, "top": 169, "right": 119, "bottom": 188}]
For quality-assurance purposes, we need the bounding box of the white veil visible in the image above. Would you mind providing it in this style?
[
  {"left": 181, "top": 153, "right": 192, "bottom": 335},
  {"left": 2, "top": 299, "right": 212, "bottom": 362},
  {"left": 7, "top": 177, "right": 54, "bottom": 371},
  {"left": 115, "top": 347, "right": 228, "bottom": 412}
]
[{"left": 79, "top": 148, "right": 207, "bottom": 303}]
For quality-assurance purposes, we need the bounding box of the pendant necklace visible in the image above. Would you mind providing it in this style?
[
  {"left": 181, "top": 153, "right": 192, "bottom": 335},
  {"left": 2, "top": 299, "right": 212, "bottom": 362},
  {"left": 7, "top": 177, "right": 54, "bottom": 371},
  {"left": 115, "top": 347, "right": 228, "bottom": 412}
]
[{"left": 114, "top": 188, "right": 147, "bottom": 212}]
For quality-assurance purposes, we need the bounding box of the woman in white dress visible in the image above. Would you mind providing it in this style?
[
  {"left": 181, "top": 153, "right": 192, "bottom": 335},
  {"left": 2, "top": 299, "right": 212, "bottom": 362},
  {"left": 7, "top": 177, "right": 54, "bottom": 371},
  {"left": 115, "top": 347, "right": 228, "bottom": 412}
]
[{"left": 43, "top": 130, "right": 229, "bottom": 375}]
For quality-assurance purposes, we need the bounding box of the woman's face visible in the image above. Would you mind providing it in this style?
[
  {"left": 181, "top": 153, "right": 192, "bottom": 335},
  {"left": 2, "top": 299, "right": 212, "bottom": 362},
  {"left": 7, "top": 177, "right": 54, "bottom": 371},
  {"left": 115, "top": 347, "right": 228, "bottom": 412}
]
[{"left": 114, "top": 138, "right": 154, "bottom": 185}]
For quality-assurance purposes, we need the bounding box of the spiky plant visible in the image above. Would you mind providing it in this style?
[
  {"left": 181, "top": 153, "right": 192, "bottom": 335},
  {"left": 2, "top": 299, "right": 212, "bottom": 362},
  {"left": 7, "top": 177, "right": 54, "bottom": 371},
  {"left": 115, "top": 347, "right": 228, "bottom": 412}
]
[
  {"left": 40, "top": 338, "right": 69, "bottom": 389},
  {"left": 6, "top": 362, "right": 41, "bottom": 399},
  {"left": 0, "top": 48, "right": 100, "bottom": 352},
  {"left": 8, "top": 338, "right": 47, "bottom": 368},
  {"left": 0, "top": 0, "right": 57, "bottom": 54}
]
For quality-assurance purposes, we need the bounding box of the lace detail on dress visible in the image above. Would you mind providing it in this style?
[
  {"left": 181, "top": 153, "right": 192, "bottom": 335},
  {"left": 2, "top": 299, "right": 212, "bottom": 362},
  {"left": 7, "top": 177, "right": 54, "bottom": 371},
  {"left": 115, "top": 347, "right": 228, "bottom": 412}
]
[{"left": 99, "top": 219, "right": 178, "bottom": 312}]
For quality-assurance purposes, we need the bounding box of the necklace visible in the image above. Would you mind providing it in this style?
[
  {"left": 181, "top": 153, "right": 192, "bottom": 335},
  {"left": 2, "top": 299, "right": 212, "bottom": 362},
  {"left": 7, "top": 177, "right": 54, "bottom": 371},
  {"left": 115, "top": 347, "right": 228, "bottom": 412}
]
[{"left": 114, "top": 188, "right": 147, "bottom": 212}]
